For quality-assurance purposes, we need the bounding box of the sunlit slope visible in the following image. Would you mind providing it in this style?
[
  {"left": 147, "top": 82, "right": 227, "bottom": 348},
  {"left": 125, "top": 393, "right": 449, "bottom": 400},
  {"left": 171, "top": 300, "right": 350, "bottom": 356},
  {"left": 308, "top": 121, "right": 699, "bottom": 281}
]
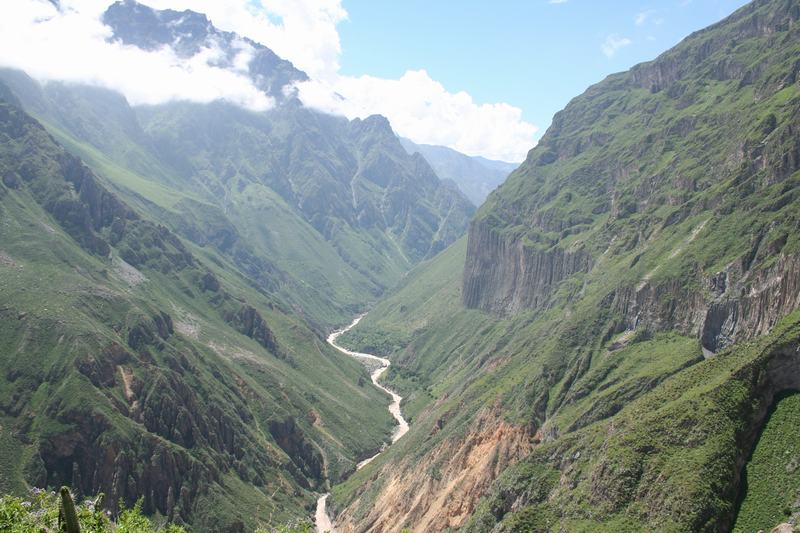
[
  {"left": 331, "top": 0, "right": 800, "bottom": 530},
  {"left": 0, "top": 94, "right": 393, "bottom": 531}
]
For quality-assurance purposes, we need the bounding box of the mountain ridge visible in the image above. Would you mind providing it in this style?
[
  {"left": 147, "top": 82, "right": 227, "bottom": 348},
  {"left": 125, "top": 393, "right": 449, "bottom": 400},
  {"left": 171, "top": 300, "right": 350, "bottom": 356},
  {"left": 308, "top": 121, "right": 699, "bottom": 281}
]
[
  {"left": 329, "top": 0, "right": 800, "bottom": 530},
  {"left": 103, "top": 0, "right": 308, "bottom": 101},
  {"left": 399, "top": 137, "right": 517, "bottom": 206}
]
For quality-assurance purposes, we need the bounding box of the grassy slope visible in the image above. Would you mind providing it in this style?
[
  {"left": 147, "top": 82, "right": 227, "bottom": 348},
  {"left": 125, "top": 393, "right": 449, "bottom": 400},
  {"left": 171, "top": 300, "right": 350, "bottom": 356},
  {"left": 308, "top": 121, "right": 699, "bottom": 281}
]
[
  {"left": 465, "top": 311, "right": 800, "bottom": 532},
  {"left": 733, "top": 392, "right": 800, "bottom": 532},
  {"left": 477, "top": 0, "right": 800, "bottom": 282},
  {"left": 331, "top": 0, "right": 800, "bottom": 529},
  {"left": 0, "top": 99, "right": 393, "bottom": 530},
  {"left": 38, "top": 109, "right": 381, "bottom": 329},
  {"left": 0, "top": 71, "right": 422, "bottom": 329},
  {"left": 134, "top": 101, "right": 418, "bottom": 296}
]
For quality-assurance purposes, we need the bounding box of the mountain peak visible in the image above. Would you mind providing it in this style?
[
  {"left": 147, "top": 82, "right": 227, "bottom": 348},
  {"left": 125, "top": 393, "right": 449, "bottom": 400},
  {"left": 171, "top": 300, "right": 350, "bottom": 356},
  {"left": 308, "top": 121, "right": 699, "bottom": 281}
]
[{"left": 102, "top": 0, "right": 307, "bottom": 101}]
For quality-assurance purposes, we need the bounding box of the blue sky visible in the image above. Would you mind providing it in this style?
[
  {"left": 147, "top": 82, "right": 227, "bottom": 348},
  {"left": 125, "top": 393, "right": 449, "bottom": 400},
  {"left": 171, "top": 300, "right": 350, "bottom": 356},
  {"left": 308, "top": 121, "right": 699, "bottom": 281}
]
[{"left": 337, "top": 0, "right": 751, "bottom": 143}]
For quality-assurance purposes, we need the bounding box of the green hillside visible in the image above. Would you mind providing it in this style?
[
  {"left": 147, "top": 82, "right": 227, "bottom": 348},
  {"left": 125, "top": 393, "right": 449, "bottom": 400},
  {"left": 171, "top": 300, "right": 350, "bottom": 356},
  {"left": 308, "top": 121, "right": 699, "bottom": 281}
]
[
  {"left": 0, "top": 95, "right": 394, "bottom": 530},
  {"left": 0, "top": 69, "right": 473, "bottom": 331},
  {"left": 330, "top": 0, "right": 800, "bottom": 530}
]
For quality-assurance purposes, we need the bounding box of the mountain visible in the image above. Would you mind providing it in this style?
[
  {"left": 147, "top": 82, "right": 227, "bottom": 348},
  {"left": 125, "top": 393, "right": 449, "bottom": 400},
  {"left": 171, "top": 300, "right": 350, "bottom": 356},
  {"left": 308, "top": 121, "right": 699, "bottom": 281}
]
[
  {"left": 0, "top": 0, "right": 475, "bottom": 529},
  {"left": 329, "top": 0, "right": 800, "bottom": 530},
  {"left": 103, "top": 0, "right": 308, "bottom": 101},
  {"left": 0, "top": 1, "right": 473, "bottom": 329},
  {"left": 399, "top": 137, "right": 517, "bottom": 206},
  {"left": 0, "top": 90, "right": 396, "bottom": 531}
]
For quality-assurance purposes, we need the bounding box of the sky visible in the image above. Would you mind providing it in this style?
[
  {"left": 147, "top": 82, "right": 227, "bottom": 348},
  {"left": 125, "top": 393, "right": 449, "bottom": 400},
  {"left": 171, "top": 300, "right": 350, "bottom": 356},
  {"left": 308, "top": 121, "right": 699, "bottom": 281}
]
[
  {"left": 0, "top": 0, "right": 751, "bottom": 161},
  {"left": 337, "top": 0, "right": 753, "bottom": 150}
]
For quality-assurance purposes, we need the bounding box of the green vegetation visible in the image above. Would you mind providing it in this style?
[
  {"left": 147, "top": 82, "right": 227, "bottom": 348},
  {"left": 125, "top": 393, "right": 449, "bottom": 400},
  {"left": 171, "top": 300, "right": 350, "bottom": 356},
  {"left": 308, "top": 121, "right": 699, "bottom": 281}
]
[
  {"left": 0, "top": 97, "right": 393, "bottom": 530},
  {"left": 60, "top": 486, "right": 81, "bottom": 533},
  {"left": 0, "top": 487, "right": 318, "bottom": 532},
  {"left": 0, "top": 67, "right": 473, "bottom": 330},
  {"left": 0, "top": 488, "right": 186, "bottom": 533},
  {"left": 0, "top": 28, "right": 473, "bottom": 526},
  {"left": 1, "top": 0, "right": 799, "bottom": 530},
  {"left": 460, "top": 312, "right": 800, "bottom": 532},
  {"left": 734, "top": 392, "right": 800, "bottom": 532},
  {"left": 328, "top": 1, "right": 800, "bottom": 530}
]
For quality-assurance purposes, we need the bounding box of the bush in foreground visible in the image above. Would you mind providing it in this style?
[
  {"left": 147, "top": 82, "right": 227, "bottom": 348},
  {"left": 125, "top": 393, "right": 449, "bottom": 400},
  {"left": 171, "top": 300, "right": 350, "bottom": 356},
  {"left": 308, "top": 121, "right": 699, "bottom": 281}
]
[{"left": 0, "top": 487, "right": 315, "bottom": 532}]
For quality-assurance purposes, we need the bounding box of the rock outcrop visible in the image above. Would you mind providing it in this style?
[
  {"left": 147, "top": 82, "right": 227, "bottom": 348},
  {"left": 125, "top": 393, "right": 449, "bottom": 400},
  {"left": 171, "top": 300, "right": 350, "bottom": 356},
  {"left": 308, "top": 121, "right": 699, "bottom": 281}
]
[
  {"left": 607, "top": 251, "right": 800, "bottom": 354},
  {"left": 462, "top": 0, "right": 800, "bottom": 353},
  {"left": 335, "top": 408, "right": 531, "bottom": 533},
  {"left": 463, "top": 219, "right": 592, "bottom": 314}
]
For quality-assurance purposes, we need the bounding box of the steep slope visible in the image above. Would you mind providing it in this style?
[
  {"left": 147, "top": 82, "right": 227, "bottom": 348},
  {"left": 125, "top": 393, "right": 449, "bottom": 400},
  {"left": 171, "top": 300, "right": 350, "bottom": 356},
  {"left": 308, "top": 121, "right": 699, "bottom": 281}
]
[
  {"left": 0, "top": 0, "right": 474, "bottom": 327},
  {"left": 733, "top": 391, "right": 800, "bottom": 531},
  {"left": 0, "top": 92, "right": 394, "bottom": 531},
  {"left": 103, "top": 0, "right": 308, "bottom": 101},
  {"left": 136, "top": 101, "right": 472, "bottom": 266},
  {"left": 400, "top": 137, "right": 517, "bottom": 206},
  {"left": 329, "top": 0, "right": 800, "bottom": 530}
]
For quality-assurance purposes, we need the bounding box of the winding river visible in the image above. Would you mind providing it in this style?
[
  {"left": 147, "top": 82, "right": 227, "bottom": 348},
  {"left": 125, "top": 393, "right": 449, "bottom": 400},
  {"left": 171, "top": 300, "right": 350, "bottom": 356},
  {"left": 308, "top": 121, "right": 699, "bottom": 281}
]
[{"left": 315, "top": 315, "right": 409, "bottom": 532}]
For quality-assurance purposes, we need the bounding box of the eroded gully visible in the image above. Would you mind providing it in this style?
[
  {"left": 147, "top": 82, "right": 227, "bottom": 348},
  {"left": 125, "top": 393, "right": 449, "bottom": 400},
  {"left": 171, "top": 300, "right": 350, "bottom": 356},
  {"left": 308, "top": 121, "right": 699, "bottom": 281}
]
[{"left": 315, "top": 315, "right": 409, "bottom": 532}]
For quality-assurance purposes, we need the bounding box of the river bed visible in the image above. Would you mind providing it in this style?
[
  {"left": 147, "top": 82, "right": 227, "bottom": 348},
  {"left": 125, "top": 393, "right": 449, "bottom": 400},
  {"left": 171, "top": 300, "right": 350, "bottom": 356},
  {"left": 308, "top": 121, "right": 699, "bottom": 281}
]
[{"left": 315, "top": 315, "right": 409, "bottom": 532}]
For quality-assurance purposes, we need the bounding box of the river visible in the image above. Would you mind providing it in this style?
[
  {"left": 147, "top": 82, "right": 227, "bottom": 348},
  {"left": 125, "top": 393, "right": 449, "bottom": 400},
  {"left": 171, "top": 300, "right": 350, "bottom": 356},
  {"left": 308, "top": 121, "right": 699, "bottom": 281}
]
[{"left": 315, "top": 315, "right": 409, "bottom": 532}]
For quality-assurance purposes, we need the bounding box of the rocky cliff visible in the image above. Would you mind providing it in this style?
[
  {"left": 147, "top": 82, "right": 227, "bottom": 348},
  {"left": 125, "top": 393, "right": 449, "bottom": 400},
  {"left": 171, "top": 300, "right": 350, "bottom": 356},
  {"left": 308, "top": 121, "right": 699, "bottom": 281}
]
[{"left": 463, "top": 0, "right": 800, "bottom": 349}]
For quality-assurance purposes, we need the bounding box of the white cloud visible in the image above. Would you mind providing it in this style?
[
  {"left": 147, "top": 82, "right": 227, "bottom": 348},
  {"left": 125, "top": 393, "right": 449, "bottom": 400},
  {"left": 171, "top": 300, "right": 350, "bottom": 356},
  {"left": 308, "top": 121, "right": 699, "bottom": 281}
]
[
  {"left": 140, "top": 0, "right": 538, "bottom": 160},
  {"left": 297, "top": 70, "right": 537, "bottom": 162},
  {"left": 548, "top": 0, "right": 568, "bottom": 4},
  {"left": 141, "top": 0, "right": 347, "bottom": 82},
  {"left": 635, "top": 10, "right": 663, "bottom": 27},
  {"left": 0, "top": 0, "right": 537, "bottom": 161},
  {"left": 601, "top": 34, "right": 632, "bottom": 58},
  {"left": 0, "top": 0, "right": 273, "bottom": 110}
]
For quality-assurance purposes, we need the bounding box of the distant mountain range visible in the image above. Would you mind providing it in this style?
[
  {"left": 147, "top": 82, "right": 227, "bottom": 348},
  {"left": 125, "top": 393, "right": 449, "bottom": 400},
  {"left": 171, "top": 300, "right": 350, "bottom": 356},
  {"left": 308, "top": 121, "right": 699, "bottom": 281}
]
[{"left": 400, "top": 137, "right": 518, "bottom": 206}]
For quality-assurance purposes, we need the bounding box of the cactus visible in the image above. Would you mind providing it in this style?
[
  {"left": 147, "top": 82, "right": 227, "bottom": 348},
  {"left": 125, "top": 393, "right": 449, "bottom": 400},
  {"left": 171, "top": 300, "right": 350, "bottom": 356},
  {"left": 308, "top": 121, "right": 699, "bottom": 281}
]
[{"left": 58, "top": 486, "right": 81, "bottom": 533}]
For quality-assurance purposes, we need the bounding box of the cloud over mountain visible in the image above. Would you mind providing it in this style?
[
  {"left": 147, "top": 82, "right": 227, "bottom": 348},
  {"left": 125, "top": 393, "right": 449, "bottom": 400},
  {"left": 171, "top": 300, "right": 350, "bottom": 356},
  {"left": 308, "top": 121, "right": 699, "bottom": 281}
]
[
  {"left": 0, "top": 0, "right": 536, "bottom": 160},
  {"left": 0, "top": 0, "right": 274, "bottom": 110},
  {"left": 298, "top": 70, "right": 536, "bottom": 162}
]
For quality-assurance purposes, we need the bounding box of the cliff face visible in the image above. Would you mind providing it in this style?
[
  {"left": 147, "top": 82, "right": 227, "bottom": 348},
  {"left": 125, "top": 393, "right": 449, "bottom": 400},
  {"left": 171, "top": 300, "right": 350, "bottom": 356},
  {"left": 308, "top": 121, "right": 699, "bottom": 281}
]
[
  {"left": 608, "top": 249, "right": 800, "bottom": 354},
  {"left": 700, "top": 253, "right": 800, "bottom": 351},
  {"left": 462, "top": 220, "right": 592, "bottom": 314},
  {"left": 463, "top": 0, "right": 800, "bottom": 348}
]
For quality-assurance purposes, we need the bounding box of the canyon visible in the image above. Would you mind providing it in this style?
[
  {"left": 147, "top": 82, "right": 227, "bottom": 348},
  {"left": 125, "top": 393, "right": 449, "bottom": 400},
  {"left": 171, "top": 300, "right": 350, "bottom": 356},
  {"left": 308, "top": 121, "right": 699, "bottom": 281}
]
[{"left": 1, "top": 0, "right": 800, "bottom": 531}]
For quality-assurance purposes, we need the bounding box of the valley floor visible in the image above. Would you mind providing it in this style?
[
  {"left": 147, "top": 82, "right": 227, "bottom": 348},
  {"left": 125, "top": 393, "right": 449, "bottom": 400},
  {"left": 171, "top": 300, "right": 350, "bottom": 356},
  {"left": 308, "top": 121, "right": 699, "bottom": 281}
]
[{"left": 316, "top": 315, "right": 410, "bottom": 532}]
